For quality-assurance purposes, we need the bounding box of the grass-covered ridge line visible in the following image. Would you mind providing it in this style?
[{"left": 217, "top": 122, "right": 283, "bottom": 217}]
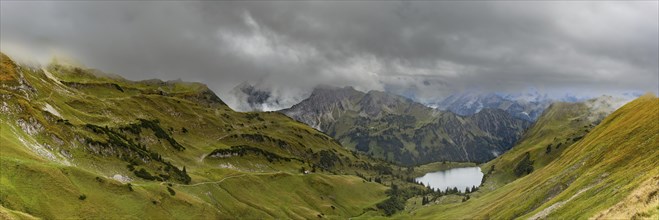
[{"left": 478, "top": 100, "right": 620, "bottom": 192}]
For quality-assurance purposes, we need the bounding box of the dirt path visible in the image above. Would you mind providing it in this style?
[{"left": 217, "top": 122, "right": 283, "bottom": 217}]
[
  {"left": 197, "top": 153, "right": 208, "bottom": 162},
  {"left": 528, "top": 185, "right": 594, "bottom": 220},
  {"left": 174, "top": 171, "right": 290, "bottom": 187},
  {"left": 176, "top": 174, "right": 249, "bottom": 187}
]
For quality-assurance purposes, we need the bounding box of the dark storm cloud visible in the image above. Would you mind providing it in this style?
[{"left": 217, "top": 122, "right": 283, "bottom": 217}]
[{"left": 1, "top": 1, "right": 657, "bottom": 110}]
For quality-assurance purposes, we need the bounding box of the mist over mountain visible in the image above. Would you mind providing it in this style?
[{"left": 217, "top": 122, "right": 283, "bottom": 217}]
[
  {"left": 229, "top": 82, "right": 277, "bottom": 111},
  {"left": 431, "top": 90, "right": 640, "bottom": 121},
  {"left": 229, "top": 82, "right": 641, "bottom": 124}
]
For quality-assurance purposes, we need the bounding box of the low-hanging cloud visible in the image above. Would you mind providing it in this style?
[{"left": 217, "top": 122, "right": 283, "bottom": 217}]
[{"left": 1, "top": 1, "right": 657, "bottom": 110}]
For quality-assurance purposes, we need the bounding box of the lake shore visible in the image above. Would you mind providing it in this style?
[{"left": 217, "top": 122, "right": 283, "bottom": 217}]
[{"left": 411, "top": 161, "right": 478, "bottom": 177}]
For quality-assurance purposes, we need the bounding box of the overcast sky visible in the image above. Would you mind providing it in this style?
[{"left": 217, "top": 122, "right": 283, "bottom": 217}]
[{"left": 1, "top": 1, "right": 657, "bottom": 110}]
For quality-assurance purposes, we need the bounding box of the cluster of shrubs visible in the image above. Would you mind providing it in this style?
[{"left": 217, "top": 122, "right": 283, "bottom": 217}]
[
  {"left": 417, "top": 183, "right": 480, "bottom": 204},
  {"left": 375, "top": 184, "right": 428, "bottom": 216},
  {"left": 167, "top": 187, "right": 176, "bottom": 196},
  {"left": 129, "top": 163, "right": 190, "bottom": 184},
  {"left": 376, "top": 184, "right": 407, "bottom": 216},
  {"left": 129, "top": 166, "right": 192, "bottom": 184},
  {"left": 315, "top": 150, "right": 341, "bottom": 170},
  {"left": 133, "top": 168, "right": 162, "bottom": 181},
  {"left": 85, "top": 121, "right": 191, "bottom": 184},
  {"left": 480, "top": 165, "right": 495, "bottom": 185},
  {"left": 371, "top": 163, "right": 393, "bottom": 175},
  {"left": 226, "top": 134, "right": 291, "bottom": 150},
  {"left": 421, "top": 196, "right": 430, "bottom": 205},
  {"left": 209, "top": 145, "right": 293, "bottom": 163},
  {"left": 118, "top": 119, "right": 186, "bottom": 151},
  {"left": 514, "top": 152, "right": 534, "bottom": 177},
  {"left": 84, "top": 124, "right": 152, "bottom": 160},
  {"left": 56, "top": 118, "right": 73, "bottom": 126},
  {"left": 134, "top": 119, "right": 185, "bottom": 151},
  {"left": 245, "top": 113, "right": 265, "bottom": 121}
]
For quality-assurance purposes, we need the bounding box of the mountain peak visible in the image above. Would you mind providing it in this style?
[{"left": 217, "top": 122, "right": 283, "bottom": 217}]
[
  {"left": 434, "top": 91, "right": 551, "bottom": 121},
  {"left": 357, "top": 90, "right": 424, "bottom": 117},
  {"left": 307, "top": 85, "right": 364, "bottom": 103}
]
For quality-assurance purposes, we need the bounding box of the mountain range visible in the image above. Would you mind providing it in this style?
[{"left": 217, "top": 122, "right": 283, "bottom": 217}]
[
  {"left": 231, "top": 83, "right": 640, "bottom": 123},
  {"left": 431, "top": 92, "right": 552, "bottom": 121},
  {"left": 280, "top": 86, "right": 531, "bottom": 165}
]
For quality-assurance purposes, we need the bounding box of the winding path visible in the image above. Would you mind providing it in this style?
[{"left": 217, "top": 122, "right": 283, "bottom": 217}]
[{"left": 172, "top": 171, "right": 291, "bottom": 187}]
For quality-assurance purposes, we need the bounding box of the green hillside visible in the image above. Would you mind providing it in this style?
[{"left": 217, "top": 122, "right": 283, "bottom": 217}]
[
  {"left": 401, "top": 95, "right": 659, "bottom": 219},
  {"left": 479, "top": 101, "right": 599, "bottom": 190},
  {"left": 0, "top": 53, "right": 418, "bottom": 219}
]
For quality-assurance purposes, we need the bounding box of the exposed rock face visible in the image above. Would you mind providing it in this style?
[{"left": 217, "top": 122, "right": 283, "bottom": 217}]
[
  {"left": 112, "top": 174, "right": 132, "bottom": 183},
  {"left": 281, "top": 86, "right": 531, "bottom": 165},
  {"left": 281, "top": 86, "right": 364, "bottom": 130},
  {"left": 17, "top": 117, "right": 44, "bottom": 135}
]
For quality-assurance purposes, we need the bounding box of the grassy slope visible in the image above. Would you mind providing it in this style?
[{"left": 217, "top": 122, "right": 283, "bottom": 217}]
[
  {"left": 479, "top": 102, "right": 596, "bottom": 191},
  {"left": 402, "top": 95, "right": 659, "bottom": 219},
  {"left": 0, "top": 53, "right": 393, "bottom": 219}
]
